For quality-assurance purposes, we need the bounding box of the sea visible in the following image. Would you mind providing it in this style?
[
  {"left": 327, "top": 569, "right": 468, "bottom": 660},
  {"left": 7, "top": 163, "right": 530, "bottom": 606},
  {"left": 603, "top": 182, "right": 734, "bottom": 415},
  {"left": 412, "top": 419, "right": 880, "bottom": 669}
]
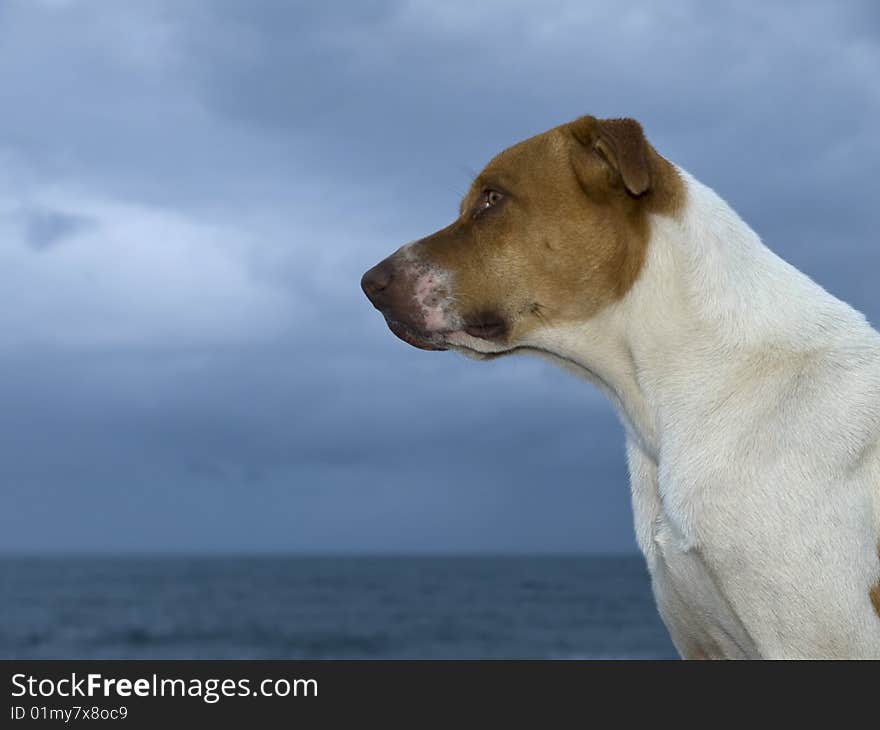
[{"left": 0, "top": 555, "right": 677, "bottom": 659}]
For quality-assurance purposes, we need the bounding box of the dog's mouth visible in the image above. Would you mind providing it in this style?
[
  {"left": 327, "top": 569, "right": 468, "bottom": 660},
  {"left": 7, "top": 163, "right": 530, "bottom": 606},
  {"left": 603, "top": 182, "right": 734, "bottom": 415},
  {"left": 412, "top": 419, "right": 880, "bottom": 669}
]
[
  {"left": 463, "top": 317, "right": 507, "bottom": 341},
  {"left": 385, "top": 315, "right": 509, "bottom": 352},
  {"left": 385, "top": 319, "right": 448, "bottom": 351}
]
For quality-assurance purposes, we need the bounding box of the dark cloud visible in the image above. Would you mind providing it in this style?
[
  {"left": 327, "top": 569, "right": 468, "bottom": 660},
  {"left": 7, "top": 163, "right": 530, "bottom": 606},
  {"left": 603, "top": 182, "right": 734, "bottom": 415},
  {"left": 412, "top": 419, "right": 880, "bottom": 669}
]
[
  {"left": 0, "top": 1, "right": 877, "bottom": 552},
  {"left": 24, "top": 208, "right": 94, "bottom": 250}
]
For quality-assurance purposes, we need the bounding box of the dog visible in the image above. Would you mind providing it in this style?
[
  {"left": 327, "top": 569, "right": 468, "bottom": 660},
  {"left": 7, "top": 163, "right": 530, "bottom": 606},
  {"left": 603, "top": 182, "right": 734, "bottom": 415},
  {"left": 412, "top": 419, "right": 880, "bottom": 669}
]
[{"left": 360, "top": 115, "right": 880, "bottom": 659}]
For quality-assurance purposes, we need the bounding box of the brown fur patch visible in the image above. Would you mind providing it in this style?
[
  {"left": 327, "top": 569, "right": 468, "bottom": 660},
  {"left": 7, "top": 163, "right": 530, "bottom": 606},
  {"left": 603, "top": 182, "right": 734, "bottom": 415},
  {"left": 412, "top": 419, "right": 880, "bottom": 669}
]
[
  {"left": 417, "top": 115, "right": 685, "bottom": 344},
  {"left": 871, "top": 543, "right": 880, "bottom": 619}
]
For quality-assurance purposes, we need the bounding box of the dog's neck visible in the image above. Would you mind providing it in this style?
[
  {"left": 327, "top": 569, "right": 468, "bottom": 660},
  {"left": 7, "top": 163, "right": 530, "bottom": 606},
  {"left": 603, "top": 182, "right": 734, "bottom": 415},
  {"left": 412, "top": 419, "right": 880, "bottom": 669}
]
[{"left": 527, "top": 168, "right": 876, "bottom": 463}]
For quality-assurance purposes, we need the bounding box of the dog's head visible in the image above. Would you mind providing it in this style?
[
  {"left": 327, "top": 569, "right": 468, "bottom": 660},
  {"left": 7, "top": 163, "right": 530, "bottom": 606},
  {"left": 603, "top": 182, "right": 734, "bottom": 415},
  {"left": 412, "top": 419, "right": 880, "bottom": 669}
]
[{"left": 361, "top": 116, "right": 682, "bottom": 357}]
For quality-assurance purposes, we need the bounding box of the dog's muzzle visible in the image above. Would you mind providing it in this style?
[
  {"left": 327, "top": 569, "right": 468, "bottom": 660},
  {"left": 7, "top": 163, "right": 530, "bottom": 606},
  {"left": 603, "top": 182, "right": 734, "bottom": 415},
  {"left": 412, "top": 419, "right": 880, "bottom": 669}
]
[{"left": 361, "top": 257, "right": 449, "bottom": 351}]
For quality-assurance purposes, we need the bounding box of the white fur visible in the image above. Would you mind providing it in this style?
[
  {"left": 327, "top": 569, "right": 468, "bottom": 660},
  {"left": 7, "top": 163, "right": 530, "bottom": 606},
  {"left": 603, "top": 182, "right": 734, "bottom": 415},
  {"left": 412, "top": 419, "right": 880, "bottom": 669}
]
[
  {"left": 390, "top": 165, "right": 880, "bottom": 656},
  {"left": 508, "top": 169, "right": 880, "bottom": 658}
]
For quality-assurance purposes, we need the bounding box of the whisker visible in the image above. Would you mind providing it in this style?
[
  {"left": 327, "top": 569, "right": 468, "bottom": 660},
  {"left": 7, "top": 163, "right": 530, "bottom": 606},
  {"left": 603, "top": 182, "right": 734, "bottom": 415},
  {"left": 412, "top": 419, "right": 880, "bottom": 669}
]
[{"left": 530, "top": 302, "right": 552, "bottom": 326}]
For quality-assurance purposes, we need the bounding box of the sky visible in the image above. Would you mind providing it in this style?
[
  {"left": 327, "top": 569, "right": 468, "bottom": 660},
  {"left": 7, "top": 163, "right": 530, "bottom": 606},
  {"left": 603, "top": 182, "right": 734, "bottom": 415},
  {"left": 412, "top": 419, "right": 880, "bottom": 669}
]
[{"left": 0, "top": 0, "right": 878, "bottom": 553}]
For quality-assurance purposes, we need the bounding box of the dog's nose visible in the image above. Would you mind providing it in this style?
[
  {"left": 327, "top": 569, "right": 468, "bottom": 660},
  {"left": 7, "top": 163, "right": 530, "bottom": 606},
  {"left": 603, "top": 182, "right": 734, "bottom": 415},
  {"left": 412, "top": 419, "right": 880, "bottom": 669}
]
[{"left": 361, "top": 260, "right": 394, "bottom": 306}]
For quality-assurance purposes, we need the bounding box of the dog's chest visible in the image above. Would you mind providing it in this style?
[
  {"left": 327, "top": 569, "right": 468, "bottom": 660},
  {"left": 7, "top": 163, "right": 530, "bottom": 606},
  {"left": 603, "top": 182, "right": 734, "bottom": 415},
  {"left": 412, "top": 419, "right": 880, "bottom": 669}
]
[{"left": 647, "top": 515, "right": 758, "bottom": 659}]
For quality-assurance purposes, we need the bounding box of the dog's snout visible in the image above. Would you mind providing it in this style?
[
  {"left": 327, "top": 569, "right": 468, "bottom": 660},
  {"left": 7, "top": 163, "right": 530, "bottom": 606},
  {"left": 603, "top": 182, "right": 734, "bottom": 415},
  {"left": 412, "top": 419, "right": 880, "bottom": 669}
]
[
  {"left": 361, "top": 260, "right": 394, "bottom": 307},
  {"left": 361, "top": 251, "right": 453, "bottom": 351}
]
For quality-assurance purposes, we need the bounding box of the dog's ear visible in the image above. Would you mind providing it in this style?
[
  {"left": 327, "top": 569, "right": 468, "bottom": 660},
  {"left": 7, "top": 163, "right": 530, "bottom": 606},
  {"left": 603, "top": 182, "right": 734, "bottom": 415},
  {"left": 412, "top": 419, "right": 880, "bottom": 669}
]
[{"left": 569, "top": 116, "right": 652, "bottom": 197}]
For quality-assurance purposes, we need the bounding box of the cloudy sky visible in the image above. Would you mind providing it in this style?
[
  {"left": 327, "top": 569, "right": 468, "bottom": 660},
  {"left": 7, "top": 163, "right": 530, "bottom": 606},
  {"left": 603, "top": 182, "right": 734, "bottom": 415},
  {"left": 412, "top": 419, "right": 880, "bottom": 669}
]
[{"left": 0, "top": 0, "right": 878, "bottom": 553}]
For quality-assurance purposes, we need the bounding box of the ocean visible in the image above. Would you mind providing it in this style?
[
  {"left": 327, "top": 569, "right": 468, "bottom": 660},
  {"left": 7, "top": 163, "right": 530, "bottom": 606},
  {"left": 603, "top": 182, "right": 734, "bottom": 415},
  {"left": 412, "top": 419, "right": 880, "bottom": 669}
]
[{"left": 0, "top": 555, "right": 676, "bottom": 659}]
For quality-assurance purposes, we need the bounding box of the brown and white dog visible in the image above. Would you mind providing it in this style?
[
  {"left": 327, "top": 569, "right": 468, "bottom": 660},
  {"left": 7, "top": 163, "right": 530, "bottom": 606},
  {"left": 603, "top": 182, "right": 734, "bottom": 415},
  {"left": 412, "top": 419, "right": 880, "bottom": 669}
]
[{"left": 361, "top": 115, "right": 880, "bottom": 659}]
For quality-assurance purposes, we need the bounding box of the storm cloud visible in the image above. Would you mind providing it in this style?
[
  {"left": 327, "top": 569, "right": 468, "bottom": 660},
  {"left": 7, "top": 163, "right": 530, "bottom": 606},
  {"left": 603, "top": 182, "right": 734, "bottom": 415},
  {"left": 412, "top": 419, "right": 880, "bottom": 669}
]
[{"left": 0, "top": 0, "right": 878, "bottom": 552}]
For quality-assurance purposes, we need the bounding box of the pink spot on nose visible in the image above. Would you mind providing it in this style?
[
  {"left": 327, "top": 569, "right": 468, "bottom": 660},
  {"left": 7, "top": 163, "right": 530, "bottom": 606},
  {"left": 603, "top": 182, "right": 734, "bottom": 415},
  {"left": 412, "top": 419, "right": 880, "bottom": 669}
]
[
  {"left": 424, "top": 307, "right": 446, "bottom": 331},
  {"left": 412, "top": 270, "right": 451, "bottom": 332},
  {"left": 414, "top": 275, "right": 434, "bottom": 299}
]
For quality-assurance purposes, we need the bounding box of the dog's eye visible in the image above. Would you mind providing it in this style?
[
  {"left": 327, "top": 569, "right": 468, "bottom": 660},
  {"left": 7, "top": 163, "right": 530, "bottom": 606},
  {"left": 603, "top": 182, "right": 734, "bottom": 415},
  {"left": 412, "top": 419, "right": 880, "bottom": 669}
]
[{"left": 474, "top": 189, "right": 504, "bottom": 218}]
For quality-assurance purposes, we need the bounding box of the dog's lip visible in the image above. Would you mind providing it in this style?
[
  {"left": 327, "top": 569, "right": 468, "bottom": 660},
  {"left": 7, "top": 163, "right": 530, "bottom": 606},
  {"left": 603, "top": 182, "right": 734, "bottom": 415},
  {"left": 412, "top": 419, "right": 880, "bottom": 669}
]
[
  {"left": 382, "top": 314, "right": 507, "bottom": 352},
  {"left": 385, "top": 319, "right": 448, "bottom": 351},
  {"left": 462, "top": 315, "right": 508, "bottom": 341}
]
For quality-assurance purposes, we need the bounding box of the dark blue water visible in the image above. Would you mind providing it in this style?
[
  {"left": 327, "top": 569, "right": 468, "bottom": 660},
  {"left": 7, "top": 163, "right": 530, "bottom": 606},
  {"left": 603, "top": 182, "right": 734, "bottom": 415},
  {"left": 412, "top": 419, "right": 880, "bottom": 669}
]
[{"left": 0, "top": 555, "right": 676, "bottom": 659}]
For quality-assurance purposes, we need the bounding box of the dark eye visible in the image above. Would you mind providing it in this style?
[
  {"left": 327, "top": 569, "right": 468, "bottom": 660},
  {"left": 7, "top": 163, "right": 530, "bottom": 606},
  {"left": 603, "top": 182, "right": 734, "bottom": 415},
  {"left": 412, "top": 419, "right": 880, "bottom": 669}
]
[{"left": 474, "top": 189, "right": 504, "bottom": 218}]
